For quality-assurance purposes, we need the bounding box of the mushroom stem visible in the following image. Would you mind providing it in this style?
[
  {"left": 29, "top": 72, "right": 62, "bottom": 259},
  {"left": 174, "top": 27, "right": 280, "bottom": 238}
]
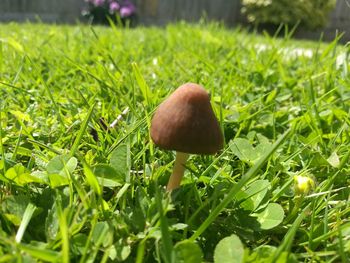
[{"left": 166, "top": 152, "right": 190, "bottom": 191}]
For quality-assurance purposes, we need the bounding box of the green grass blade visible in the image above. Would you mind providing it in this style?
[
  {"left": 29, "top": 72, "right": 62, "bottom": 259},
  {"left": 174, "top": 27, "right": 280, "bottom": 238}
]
[
  {"left": 0, "top": 40, "right": 2, "bottom": 72},
  {"left": 155, "top": 187, "right": 174, "bottom": 263},
  {"left": 83, "top": 163, "right": 102, "bottom": 196},
  {"left": 25, "top": 56, "right": 65, "bottom": 127},
  {"left": 107, "top": 112, "right": 152, "bottom": 155},
  {"left": 27, "top": 139, "right": 63, "bottom": 155},
  {"left": 56, "top": 196, "right": 70, "bottom": 263},
  {"left": 136, "top": 239, "right": 147, "bottom": 263},
  {"left": 189, "top": 128, "right": 291, "bottom": 241},
  {"left": 1, "top": 22, "right": 349, "bottom": 262},
  {"left": 15, "top": 203, "right": 36, "bottom": 243},
  {"left": 18, "top": 243, "right": 61, "bottom": 262},
  {"left": 132, "top": 62, "right": 152, "bottom": 107},
  {"left": 0, "top": 110, "right": 6, "bottom": 175},
  {"left": 70, "top": 103, "right": 95, "bottom": 157},
  {"left": 11, "top": 126, "right": 22, "bottom": 161},
  {"left": 79, "top": 213, "right": 99, "bottom": 263},
  {"left": 272, "top": 204, "right": 311, "bottom": 261}
]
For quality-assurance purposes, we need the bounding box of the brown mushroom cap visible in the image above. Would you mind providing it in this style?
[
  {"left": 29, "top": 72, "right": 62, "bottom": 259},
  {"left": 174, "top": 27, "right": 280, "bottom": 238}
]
[{"left": 150, "top": 83, "right": 224, "bottom": 154}]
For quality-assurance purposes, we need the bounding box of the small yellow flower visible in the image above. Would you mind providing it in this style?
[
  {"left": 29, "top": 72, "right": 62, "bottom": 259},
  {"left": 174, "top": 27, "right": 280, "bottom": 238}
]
[{"left": 294, "top": 175, "right": 315, "bottom": 195}]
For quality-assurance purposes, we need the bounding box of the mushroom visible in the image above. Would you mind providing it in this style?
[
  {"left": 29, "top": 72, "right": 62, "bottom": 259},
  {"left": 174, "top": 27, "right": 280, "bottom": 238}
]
[{"left": 150, "top": 83, "right": 224, "bottom": 191}]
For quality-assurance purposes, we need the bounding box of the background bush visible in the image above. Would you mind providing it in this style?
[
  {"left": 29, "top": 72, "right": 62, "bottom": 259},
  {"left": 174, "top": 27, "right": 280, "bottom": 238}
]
[{"left": 241, "top": 0, "right": 336, "bottom": 29}]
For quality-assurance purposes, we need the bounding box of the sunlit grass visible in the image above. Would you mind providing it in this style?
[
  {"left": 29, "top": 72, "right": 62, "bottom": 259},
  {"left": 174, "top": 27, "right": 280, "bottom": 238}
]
[{"left": 0, "top": 21, "right": 349, "bottom": 262}]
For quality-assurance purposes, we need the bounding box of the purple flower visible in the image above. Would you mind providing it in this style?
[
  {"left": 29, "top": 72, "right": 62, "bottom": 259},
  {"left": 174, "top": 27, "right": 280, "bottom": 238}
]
[
  {"left": 93, "top": 0, "right": 105, "bottom": 7},
  {"left": 119, "top": 3, "right": 136, "bottom": 17},
  {"left": 109, "top": 2, "right": 120, "bottom": 13}
]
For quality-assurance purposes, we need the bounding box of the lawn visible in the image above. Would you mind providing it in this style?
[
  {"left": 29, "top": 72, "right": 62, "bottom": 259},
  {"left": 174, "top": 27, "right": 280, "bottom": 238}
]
[{"left": 0, "top": 21, "right": 349, "bottom": 262}]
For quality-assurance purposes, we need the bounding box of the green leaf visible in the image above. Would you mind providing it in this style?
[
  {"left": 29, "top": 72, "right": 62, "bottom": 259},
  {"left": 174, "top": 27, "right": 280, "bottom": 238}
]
[
  {"left": 237, "top": 180, "right": 270, "bottom": 211},
  {"left": 214, "top": 234, "right": 244, "bottom": 263},
  {"left": 230, "top": 137, "right": 272, "bottom": 165},
  {"left": 30, "top": 171, "right": 49, "bottom": 184},
  {"left": 46, "top": 155, "right": 77, "bottom": 187},
  {"left": 46, "top": 155, "right": 77, "bottom": 176},
  {"left": 109, "top": 143, "right": 129, "bottom": 182},
  {"left": 45, "top": 204, "right": 59, "bottom": 241},
  {"left": 114, "top": 239, "right": 131, "bottom": 261},
  {"left": 230, "top": 138, "right": 255, "bottom": 163},
  {"left": 248, "top": 245, "right": 277, "bottom": 262},
  {"left": 5, "top": 164, "right": 44, "bottom": 186},
  {"left": 174, "top": 240, "right": 203, "bottom": 263},
  {"left": 253, "top": 203, "right": 284, "bottom": 230},
  {"left": 93, "top": 164, "right": 124, "bottom": 187},
  {"left": 48, "top": 174, "right": 69, "bottom": 188},
  {"left": 91, "top": 221, "right": 110, "bottom": 247},
  {"left": 3, "top": 214, "right": 21, "bottom": 226},
  {"left": 190, "top": 129, "right": 291, "bottom": 241},
  {"left": 2, "top": 195, "right": 30, "bottom": 226},
  {"left": 327, "top": 151, "right": 340, "bottom": 168},
  {"left": 72, "top": 234, "right": 88, "bottom": 255}
]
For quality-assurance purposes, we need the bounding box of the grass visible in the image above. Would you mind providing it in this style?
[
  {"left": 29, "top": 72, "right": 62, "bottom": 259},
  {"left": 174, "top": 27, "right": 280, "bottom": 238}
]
[{"left": 0, "top": 21, "right": 349, "bottom": 262}]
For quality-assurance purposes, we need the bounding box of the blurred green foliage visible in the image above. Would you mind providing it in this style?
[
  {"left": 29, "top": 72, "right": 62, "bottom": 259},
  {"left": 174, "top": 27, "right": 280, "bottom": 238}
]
[{"left": 241, "top": 0, "right": 336, "bottom": 29}]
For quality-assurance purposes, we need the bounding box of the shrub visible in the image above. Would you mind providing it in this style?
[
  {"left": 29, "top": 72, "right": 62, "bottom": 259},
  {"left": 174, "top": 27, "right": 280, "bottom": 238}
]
[
  {"left": 241, "top": 0, "right": 336, "bottom": 29},
  {"left": 82, "top": 0, "right": 137, "bottom": 25}
]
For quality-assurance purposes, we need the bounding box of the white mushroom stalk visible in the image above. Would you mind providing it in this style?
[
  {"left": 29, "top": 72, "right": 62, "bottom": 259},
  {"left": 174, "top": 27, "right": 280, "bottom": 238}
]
[{"left": 167, "top": 152, "right": 189, "bottom": 191}]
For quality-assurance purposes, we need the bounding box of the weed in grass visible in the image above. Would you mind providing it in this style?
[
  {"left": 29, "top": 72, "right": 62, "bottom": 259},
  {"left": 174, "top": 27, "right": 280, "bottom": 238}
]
[{"left": 0, "top": 21, "right": 349, "bottom": 262}]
